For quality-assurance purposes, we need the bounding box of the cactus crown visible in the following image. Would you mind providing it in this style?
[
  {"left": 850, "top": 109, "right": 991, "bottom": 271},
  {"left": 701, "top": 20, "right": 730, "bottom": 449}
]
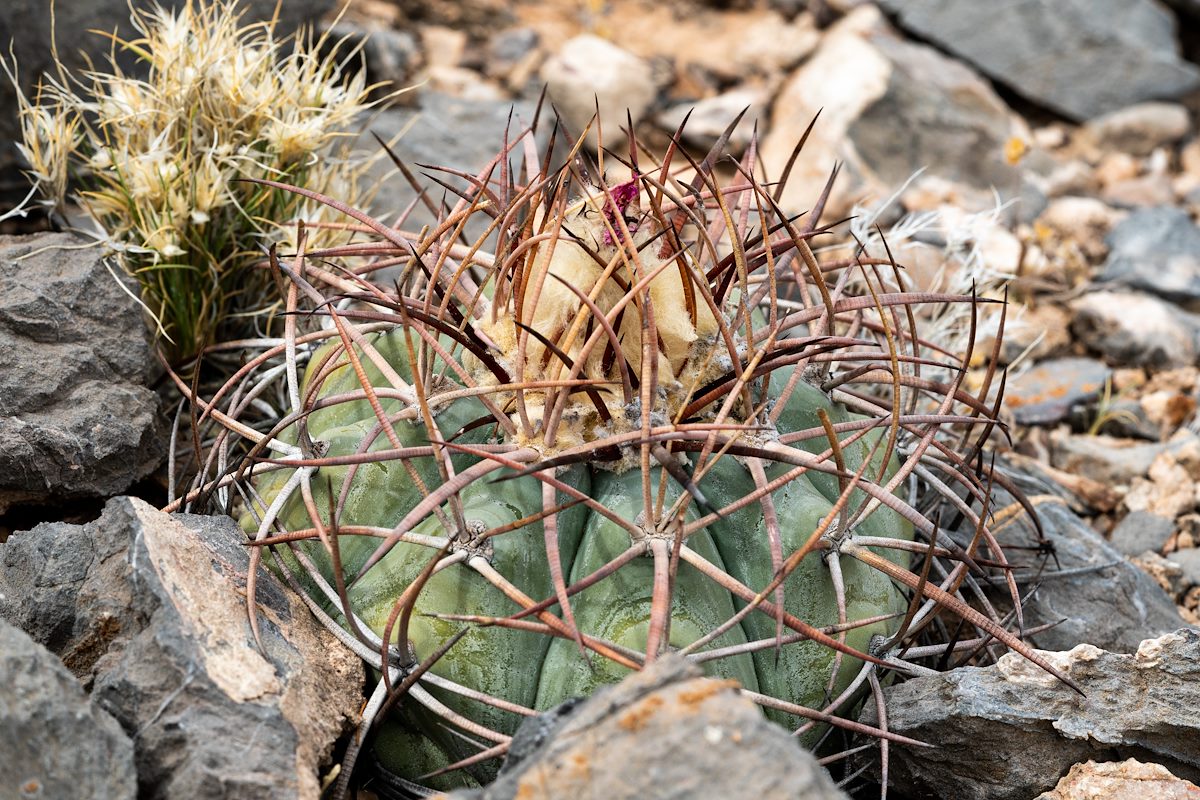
[{"left": 176, "top": 109, "right": 1071, "bottom": 796}]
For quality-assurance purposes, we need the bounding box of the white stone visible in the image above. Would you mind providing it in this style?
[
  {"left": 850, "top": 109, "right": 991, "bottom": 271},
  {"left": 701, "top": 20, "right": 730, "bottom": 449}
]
[
  {"left": 761, "top": 7, "right": 891, "bottom": 216},
  {"left": 656, "top": 86, "right": 770, "bottom": 151},
  {"left": 1038, "top": 196, "right": 1123, "bottom": 241},
  {"left": 1084, "top": 102, "right": 1192, "bottom": 157},
  {"left": 542, "top": 34, "right": 657, "bottom": 150}
]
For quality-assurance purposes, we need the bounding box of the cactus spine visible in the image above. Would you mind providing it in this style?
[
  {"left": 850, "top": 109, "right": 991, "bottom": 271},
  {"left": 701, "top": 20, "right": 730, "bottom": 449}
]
[{"left": 182, "top": 115, "right": 1067, "bottom": 795}]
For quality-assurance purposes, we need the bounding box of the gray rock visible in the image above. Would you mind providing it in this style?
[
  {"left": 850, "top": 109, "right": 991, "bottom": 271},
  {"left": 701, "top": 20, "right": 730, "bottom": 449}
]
[
  {"left": 1102, "top": 207, "right": 1200, "bottom": 305},
  {"left": 1084, "top": 102, "right": 1193, "bottom": 157},
  {"left": 1006, "top": 357, "right": 1110, "bottom": 426},
  {"left": 876, "top": 0, "right": 1200, "bottom": 122},
  {"left": 847, "top": 33, "right": 1024, "bottom": 192},
  {"left": 1168, "top": 548, "right": 1200, "bottom": 586},
  {"left": 762, "top": 7, "right": 1027, "bottom": 218},
  {"left": 0, "top": 497, "right": 364, "bottom": 800},
  {"left": 324, "top": 22, "right": 420, "bottom": 87},
  {"left": 1051, "top": 431, "right": 1198, "bottom": 486},
  {"left": 487, "top": 28, "right": 540, "bottom": 72},
  {"left": 541, "top": 34, "right": 658, "bottom": 151},
  {"left": 361, "top": 92, "right": 535, "bottom": 239},
  {"left": 1036, "top": 759, "right": 1200, "bottom": 800},
  {"left": 656, "top": 87, "right": 769, "bottom": 152},
  {"left": 859, "top": 630, "right": 1200, "bottom": 800},
  {"left": 0, "top": 0, "right": 333, "bottom": 202},
  {"left": 447, "top": 654, "right": 848, "bottom": 800},
  {"left": 1110, "top": 511, "right": 1176, "bottom": 557},
  {"left": 1103, "top": 174, "right": 1177, "bottom": 210},
  {"left": 1086, "top": 398, "right": 1163, "bottom": 441},
  {"left": 1070, "top": 290, "right": 1200, "bottom": 368},
  {"left": 0, "top": 232, "right": 165, "bottom": 513},
  {"left": 0, "top": 617, "right": 136, "bottom": 800},
  {"left": 985, "top": 460, "right": 1187, "bottom": 653}
]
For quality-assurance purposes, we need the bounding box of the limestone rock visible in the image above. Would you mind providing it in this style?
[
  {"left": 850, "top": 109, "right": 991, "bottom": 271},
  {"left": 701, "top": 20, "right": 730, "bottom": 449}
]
[
  {"left": 985, "top": 460, "right": 1187, "bottom": 653},
  {"left": 0, "top": 617, "right": 137, "bottom": 800},
  {"left": 440, "top": 654, "right": 848, "bottom": 800},
  {"left": 1110, "top": 511, "right": 1176, "bottom": 557},
  {"left": 1050, "top": 431, "right": 1199, "bottom": 487},
  {"left": 860, "top": 631, "right": 1200, "bottom": 800},
  {"left": 1101, "top": 207, "right": 1200, "bottom": 306},
  {"left": 1168, "top": 548, "right": 1200, "bottom": 587},
  {"left": 1085, "top": 103, "right": 1193, "bottom": 158},
  {"left": 0, "top": 498, "right": 363, "bottom": 800},
  {"left": 762, "top": 7, "right": 1027, "bottom": 218},
  {"left": 876, "top": 0, "right": 1200, "bottom": 121},
  {"left": 0, "top": 232, "right": 165, "bottom": 513},
  {"left": 1070, "top": 290, "right": 1200, "bottom": 369},
  {"left": 656, "top": 86, "right": 769, "bottom": 152},
  {"left": 541, "top": 35, "right": 657, "bottom": 150},
  {"left": 1036, "top": 759, "right": 1200, "bottom": 800}
]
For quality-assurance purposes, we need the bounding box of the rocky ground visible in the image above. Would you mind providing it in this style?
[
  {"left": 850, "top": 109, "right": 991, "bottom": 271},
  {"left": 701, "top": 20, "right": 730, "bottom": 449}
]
[{"left": 3, "top": 0, "right": 1200, "bottom": 798}]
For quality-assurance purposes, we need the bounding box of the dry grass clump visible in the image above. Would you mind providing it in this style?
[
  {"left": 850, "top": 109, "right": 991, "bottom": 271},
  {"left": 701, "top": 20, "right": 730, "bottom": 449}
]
[{"left": 4, "top": 0, "right": 389, "bottom": 362}]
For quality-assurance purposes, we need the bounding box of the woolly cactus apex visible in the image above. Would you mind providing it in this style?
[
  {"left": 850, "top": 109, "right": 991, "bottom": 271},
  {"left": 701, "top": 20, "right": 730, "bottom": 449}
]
[{"left": 177, "top": 110, "right": 1074, "bottom": 797}]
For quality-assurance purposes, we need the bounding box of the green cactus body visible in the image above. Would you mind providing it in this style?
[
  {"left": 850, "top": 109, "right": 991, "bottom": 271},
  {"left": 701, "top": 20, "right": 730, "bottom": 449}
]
[
  {"left": 248, "top": 325, "right": 912, "bottom": 790},
  {"left": 197, "top": 110, "right": 1051, "bottom": 798},
  {"left": 219, "top": 135, "right": 1081, "bottom": 799}
]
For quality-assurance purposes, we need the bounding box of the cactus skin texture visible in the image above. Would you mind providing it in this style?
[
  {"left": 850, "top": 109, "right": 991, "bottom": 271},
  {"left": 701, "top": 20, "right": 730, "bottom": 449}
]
[
  {"left": 259, "top": 333, "right": 911, "bottom": 789},
  {"left": 205, "top": 117, "right": 1069, "bottom": 795}
]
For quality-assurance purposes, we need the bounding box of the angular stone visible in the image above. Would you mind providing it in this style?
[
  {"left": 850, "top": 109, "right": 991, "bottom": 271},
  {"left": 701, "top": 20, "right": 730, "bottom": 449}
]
[
  {"left": 860, "top": 631, "right": 1200, "bottom": 800},
  {"left": 1070, "top": 290, "right": 1200, "bottom": 369},
  {"left": 656, "top": 86, "right": 769, "bottom": 152},
  {"left": 876, "top": 0, "right": 1200, "bottom": 121},
  {"left": 363, "top": 92, "right": 535, "bottom": 238},
  {"left": 1168, "top": 548, "right": 1200, "bottom": 587},
  {"left": 541, "top": 35, "right": 657, "bottom": 150},
  {"left": 1036, "top": 759, "right": 1200, "bottom": 800},
  {"left": 1103, "top": 174, "right": 1177, "bottom": 210},
  {"left": 1102, "top": 207, "right": 1200, "bottom": 305},
  {"left": 1051, "top": 431, "right": 1199, "bottom": 487},
  {"left": 1005, "top": 357, "right": 1110, "bottom": 426},
  {"left": 0, "top": 232, "right": 165, "bottom": 513},
  {"left": 0, "top": 617, "right": 136, "bottom": 800},
  {"left": 987, "top": 460, "right": 1187, "bottom": 653},
  {"left": 1110, "top": 511, "right": 1176, "bottom": 557},
  {"left": 1085, "top": 102, "right": 1193, "bottom": 157},
  {"left": 762, "top": 6, "right": 1027, "bottom": 217},
  {"left": 441, "top": 654, "right": 848, "bottom": 800},
  {"left": 0, "top": 498, "right": 363, "bottom": 800}
]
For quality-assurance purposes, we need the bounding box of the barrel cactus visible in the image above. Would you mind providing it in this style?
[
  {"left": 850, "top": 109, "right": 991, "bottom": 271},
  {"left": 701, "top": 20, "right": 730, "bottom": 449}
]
[{"left": 180, "top": 114, "right": 1070, "bottom": 796}]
